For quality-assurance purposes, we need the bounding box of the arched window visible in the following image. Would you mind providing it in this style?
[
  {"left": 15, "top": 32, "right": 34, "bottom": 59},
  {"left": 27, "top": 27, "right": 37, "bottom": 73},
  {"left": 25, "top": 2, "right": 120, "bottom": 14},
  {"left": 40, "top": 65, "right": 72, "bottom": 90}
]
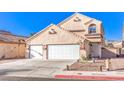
[{"left": 88, "top": 24, "right": 96, "bottom": 34}]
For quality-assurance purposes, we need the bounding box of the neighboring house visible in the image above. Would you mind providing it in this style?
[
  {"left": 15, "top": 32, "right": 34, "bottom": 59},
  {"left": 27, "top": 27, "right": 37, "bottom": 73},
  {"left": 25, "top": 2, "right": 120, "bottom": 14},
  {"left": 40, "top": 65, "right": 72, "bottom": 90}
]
[
  {"left": 26, "top": 13, "right": 104, "bottom": 60},
  {"left": 0, "top": 30, "right": 27, "bottom": 59},
  {"left": 101, "top": 47, "right": 120, "bottom": 58},
  {"left": 106, "top": 40, "right": 123, "bottom": 48},
  {"left": 103, "top": 40, "right": 124, "bottom": 58}
]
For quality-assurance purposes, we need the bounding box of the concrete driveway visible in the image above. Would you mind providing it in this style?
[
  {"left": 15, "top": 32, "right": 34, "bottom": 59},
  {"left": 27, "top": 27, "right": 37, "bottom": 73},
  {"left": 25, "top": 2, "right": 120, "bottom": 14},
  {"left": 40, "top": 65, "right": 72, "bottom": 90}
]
[{"left": 0, "top": 59, "right": 75, "bottom": 78}]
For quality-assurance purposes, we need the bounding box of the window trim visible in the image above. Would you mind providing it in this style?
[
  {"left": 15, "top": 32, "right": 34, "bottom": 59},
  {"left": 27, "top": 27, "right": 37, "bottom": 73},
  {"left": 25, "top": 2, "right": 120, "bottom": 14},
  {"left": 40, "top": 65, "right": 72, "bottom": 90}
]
[{"left": 88, "top": 24, "right": 97, "bottom": 34}]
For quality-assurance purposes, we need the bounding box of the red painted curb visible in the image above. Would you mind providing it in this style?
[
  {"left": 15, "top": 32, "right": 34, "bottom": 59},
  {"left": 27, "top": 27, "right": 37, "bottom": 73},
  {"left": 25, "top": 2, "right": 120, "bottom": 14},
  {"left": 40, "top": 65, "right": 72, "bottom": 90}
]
[{"left": 55, "top": 75, "right": 124, "bottom": 80}]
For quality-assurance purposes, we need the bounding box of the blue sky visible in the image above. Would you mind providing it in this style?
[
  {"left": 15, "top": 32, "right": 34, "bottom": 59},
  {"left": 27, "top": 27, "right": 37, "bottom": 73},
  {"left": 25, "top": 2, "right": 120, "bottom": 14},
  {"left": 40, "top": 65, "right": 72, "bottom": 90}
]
[{"left": 0, "top": 12, "right": 123, "bottom": 40}]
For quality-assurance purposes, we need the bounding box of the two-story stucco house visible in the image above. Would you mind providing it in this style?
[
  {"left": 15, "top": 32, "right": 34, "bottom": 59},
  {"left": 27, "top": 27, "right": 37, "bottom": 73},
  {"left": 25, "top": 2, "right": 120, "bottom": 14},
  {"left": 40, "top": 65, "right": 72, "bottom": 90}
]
[{"left": 26, "top": 13, "right": 104, "bottom": 60}]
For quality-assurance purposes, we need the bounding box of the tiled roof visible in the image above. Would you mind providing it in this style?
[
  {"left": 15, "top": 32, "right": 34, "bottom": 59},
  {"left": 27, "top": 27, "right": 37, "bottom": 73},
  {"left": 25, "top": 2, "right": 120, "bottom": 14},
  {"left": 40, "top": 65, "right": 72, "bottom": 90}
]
[
  {"left": 0, "top": 30, "right": 12, "bottom": 35},
  {"left": 0, "top": 30, "right": 27, "bottom": 43}
]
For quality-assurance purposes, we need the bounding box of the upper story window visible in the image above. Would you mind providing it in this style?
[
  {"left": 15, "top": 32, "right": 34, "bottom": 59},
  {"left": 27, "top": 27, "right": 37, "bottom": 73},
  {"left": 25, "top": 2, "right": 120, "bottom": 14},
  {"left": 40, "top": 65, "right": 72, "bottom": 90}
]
[{"left": 88, "top": 24, "right": 96, "bottom": 34}]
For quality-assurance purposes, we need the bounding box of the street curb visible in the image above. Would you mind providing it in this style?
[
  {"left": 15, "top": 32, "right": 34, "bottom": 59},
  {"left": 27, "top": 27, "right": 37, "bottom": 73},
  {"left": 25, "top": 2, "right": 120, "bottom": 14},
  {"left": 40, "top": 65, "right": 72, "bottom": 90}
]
[{"left": 55, "top": 75, "right": 124, "bottom": 80}]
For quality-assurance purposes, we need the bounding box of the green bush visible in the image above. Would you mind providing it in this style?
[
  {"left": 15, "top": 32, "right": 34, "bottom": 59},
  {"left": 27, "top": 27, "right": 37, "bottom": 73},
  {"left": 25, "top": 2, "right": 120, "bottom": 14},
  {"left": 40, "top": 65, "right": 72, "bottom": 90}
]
[{"left": 79, "top": 55, "right": 91, "bottom": 62}]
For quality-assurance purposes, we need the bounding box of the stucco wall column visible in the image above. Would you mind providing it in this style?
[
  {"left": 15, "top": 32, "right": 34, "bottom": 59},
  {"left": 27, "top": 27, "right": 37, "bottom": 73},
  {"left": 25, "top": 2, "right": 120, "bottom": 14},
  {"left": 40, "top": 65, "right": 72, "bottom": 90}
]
[{"left": 80, "top": 43, "right": 87, "bottom": 58}]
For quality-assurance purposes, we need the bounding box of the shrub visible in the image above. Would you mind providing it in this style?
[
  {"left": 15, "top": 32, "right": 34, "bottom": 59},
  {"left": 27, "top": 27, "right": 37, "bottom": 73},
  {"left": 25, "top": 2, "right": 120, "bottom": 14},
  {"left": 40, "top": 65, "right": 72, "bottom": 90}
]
[{"left": 79, "top": 55, "right": 91, "bottom": 63}]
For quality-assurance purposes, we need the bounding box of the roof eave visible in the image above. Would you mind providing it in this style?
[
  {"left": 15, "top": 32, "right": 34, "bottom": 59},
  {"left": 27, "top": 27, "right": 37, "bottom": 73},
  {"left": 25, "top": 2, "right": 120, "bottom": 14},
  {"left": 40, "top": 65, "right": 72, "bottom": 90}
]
[{"left": 26, "top": 24, "right": 55, "bottom": 42}]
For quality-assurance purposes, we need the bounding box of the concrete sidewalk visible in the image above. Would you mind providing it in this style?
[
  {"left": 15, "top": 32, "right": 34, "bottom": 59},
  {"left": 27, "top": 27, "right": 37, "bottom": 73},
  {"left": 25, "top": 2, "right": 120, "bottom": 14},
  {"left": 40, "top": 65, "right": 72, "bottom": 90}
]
[{"left": 54, "top": 71, "right": 124, "bottom": 80}]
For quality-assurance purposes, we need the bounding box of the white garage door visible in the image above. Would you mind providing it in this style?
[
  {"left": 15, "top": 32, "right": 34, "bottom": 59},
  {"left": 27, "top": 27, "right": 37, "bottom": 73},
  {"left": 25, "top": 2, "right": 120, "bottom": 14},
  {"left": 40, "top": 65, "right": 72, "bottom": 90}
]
[
  {"left": 30, "top": 45, "right": 43, "bottom": 59},
  {"left": 48, "top": 44, "right": 80, "bottom": 59}
]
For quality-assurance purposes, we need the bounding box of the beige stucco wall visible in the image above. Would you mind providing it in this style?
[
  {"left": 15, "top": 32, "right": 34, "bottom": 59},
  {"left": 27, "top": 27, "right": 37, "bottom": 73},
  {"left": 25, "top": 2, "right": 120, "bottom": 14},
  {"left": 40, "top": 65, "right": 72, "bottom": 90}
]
[
  {"left": 18, "top": 44, "right": 26, "bottom": 58},
  {"left": 27, "top": 25, "right": 83, "bottom": 45},
  {"left": 109, "top": 59, "right": 124, "bottom": 70},
  {"left": 85, "top": 41, "right": 90, "bottom": 57},
  {"left": 59, "top": 13, "right": 104, "bottom": 43},
  {"left": 0, "top": 43, "right": 26, "bottom": 59},
  {"left": 27, "top": 25, "right": 89, "bottom": 59},
  {"left": 121, "top": 48, "right": 124, "bottom": 54},
  {"left": 113, "top": 42, "right": 122, "bottom": 48},
  {"left": 71, "top": 31, "right": 85, "bottom": 37},
  {"left": 59, "top": 14, "right": 91, "bottom": 31}
]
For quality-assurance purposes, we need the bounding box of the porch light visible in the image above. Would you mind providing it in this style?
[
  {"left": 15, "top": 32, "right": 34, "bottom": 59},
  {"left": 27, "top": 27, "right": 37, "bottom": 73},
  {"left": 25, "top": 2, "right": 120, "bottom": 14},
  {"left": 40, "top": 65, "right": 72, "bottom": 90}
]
[{"left": 80, "top": 44, "right": 85, "bottom": 50}]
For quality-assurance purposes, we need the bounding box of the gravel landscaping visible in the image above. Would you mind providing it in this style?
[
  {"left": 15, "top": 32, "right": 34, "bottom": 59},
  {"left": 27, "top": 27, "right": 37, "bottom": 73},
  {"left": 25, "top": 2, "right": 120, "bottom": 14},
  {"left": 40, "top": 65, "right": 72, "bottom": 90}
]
[
  {"left": 65, "top": 58, "right": 124, "bottom": 71},
  {"left": 65, "top": 62, "right": 106, "bottom": 71}
]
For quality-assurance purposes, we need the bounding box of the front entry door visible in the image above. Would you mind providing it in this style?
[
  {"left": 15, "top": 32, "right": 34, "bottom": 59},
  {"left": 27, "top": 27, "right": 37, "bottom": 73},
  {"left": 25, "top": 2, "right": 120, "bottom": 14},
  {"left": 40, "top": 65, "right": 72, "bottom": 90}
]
[{"left": 90, "top": 43, "right": 101, "bottom": 58}]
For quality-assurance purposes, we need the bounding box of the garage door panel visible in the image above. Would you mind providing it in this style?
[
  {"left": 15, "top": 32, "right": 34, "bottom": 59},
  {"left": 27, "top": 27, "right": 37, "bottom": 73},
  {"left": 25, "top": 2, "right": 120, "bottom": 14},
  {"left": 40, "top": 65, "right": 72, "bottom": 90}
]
[
  {"left": 48, "top": 45, "right": 80, "bottom": 59},
  {"left": 30, "top": 45, "right": 43, "bottom": 59}
]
